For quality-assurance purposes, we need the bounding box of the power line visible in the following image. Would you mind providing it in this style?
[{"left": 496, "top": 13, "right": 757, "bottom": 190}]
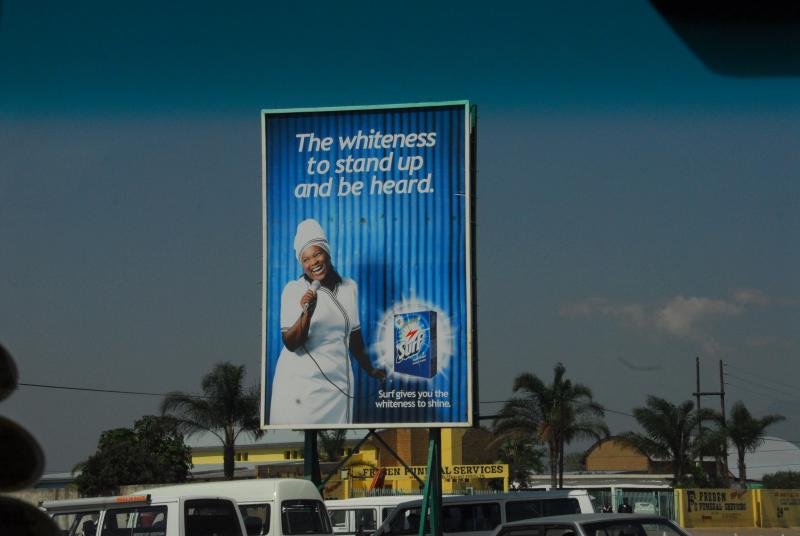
[
  {"left": 747, "top": 462, "right": 800, "bottom": 469},
  {"left": 480, "top": 399, "right": 635, "bottom": 418},
  {"left": 20, "top": 383, "right": 639, "bottom": 418},
  {"left": 725, "top": 372, "right": 800, "bottom": 399},
  {"left": 726, "top": 362, "right": 800, "bottom": 394},
  {"left": 18, "top": 382, "right": 207, "bottom": 399},
  {"left": 724, "top": 378, "right": 800, "bottom": 405},
  {"left": 16, "top": 382, "right": 782, "bottom": 435}
]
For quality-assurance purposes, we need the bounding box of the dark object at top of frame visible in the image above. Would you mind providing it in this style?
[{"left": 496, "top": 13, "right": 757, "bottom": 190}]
[{"left": 651, "top": 2, "right": 800, "bottom": 77}]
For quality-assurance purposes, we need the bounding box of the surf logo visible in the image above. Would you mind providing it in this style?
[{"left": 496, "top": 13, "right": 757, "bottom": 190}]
[{"left": 394, "top": 311, "right": 437, "bottom": 378}]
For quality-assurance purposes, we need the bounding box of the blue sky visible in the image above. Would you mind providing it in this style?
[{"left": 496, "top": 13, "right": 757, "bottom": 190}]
[{"left": 1, "top": 1, "right": 799, "bottom": 472}]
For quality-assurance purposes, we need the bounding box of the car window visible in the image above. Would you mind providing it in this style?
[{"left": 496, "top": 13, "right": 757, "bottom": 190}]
[
  {"left": 541, "top": 500, "right": 580, "bottom": 517},
  {"left": 640, "top": 523, "right": 683, "bottom": 536},
  {"left": 387, "top": 508, "right": 427, "bottom": 536},
  {"left": 329, "top": 510, "right": 347, "bottom": 530},
  {"left": 185, "top": 499, "right": 241, "bottom": 536},
  {"left": 281, "top": 500, "right": 331, "bottom": 535},
  {"left": 506, "top": 501, "right": 542, "bottom": 522},
  {"left": 240, "top": 503, "right": 271, "bottom": 536},
  {"left": 442, "top": 502, "right": 501, "bottom": 533},
  {"left": 52, "top": 511, "right": 100, "bottom": 536},
  {"left": 101, "top": 506, "right": 168, "bottom": 536},
  {"left": 500, "top": 529, "right": 542, "bottom": 536},
  {"left": 353, "top": 509, "right": 377, "bottom": 533},
  {"left": 506, "top": 499, "right": 581, "bottom": 523},
  {"left": 544, "top": 528, "right": 576, "bottom": 536},
  {"left": 582, "top": 520, "right": 684, "bottom": 536}
]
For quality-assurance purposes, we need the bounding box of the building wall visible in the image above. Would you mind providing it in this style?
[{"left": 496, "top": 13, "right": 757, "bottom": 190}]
[
  {"left": 461, "top": 428, "right": 497, "bottom": 464},
  {"left": 191, "top": 429, "right": 502, "bottom": 498},
  {"left": 192, "top": 441, "right": 373, "bottom": 466},
  {"left": 374, "top": 428, "right": 429, "bottom": 466},
  {"left": 192, "top": 429, "right": 469, "bottom": 469},
  {"left": 585, "top": 439, "right": 650, "bottom": 472}
]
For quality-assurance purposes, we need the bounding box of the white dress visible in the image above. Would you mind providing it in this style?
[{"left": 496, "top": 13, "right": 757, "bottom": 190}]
[{"left": 269, "top": 277, "right": 360, "bottom": 425}]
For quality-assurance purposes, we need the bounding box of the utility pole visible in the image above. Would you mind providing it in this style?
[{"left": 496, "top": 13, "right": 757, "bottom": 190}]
[
  {"left": 696, "top": 357, "right": 702, "bottom": 450},
  {"left": 693, "top": 357, "right": 729, "bottom": 481},
  {"left": 719, "top": 359, "right": 729, "bottom": 481}
]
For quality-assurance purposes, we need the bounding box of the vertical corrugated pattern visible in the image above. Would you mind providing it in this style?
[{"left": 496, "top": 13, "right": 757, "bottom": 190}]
[{"left": 264, "top": 105, "right": 467, "bottom": 426}]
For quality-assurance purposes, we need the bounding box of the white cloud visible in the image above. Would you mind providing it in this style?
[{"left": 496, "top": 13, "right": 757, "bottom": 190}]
[
  {"left": 746, "top": 336, "right": 780, "bottom": 348},
  {"left": 559, "top": 298, "right": 645, "bottom": 327},
  {"left": 653, "top": 296, "right": 743, "bottom": 353},
  {"left": 732, "top": 288, "right": 771, "bottom": 306},
  {"left": 561, "top": 289, "right": 781, "bottom": 354},
  {"left": 654, "top": 296, "right": 742, "bottom": 336}
]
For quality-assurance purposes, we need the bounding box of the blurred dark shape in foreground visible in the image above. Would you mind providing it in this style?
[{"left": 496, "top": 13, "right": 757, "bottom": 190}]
[
  {"left": 0, "top": 343, "right": 59, "bottom": 536},
  {"left": 651, "top": 2, "right": 800, "bottom": 77}
]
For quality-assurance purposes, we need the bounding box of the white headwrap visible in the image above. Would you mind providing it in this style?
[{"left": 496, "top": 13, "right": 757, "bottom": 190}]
[{"left": 294, "top": 218, "right": 331, "bottom": 262}]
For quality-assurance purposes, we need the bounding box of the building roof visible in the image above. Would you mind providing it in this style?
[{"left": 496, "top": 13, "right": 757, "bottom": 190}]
[{"left": 524, "top": 472, "right": 673, "bottom": 489}]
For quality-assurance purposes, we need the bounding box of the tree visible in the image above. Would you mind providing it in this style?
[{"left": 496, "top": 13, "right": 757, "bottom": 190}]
[
  {"left": 493, "top": 363, "right": 608, "bottom": 488},
  {"left": 161, "top": 362, "right": 263, "bottom": 480},
  {"left": 619, "top": 396, "right": 716, "bottom": 486},
  {"left": 762, "top": 471, "right": 800, "bottom": 489},
  {"left": 75, "top": 415, "right": 191, "bottom": 496},
  {"left": 726, "top": 401, "right": 784, "bottom": 485},
  {"left": 496, "top": 434, "right": 546, "bottom": 488},
  {"left": 318, "top": 430, "right": 347, "bottom": 461},
  {"left": 562, "top": 452, "right": 586, "bottom": 472}
]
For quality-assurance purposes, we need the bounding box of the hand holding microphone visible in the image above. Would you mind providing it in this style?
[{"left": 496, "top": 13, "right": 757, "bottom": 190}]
[{"left": 301, "top": 280, "right": 321, "bottom": 314}]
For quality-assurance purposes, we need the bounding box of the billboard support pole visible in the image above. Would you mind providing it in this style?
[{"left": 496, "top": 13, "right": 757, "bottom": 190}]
[
  {"left": 303, "top": 430, "right": 321, "bottom": 486},
  {"left": 419, "top": 429, "right": 442, "bottom": 536}
]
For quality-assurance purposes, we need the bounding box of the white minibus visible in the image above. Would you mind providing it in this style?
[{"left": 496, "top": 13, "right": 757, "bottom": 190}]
[
  {"left": 42, "top": 479, "right": 332, "bottom": 536},
  {"left": 42, "top": 490, "right": 247, "bottom": 536},
  {"left": 325, "top": 496, "right": 423, "bottom": 535},
  {"left": 136, "top": 479, "right": 332, "bottom": 536},
  {"left": 376, "top": 490, "right": 595, "bottom": 536}
]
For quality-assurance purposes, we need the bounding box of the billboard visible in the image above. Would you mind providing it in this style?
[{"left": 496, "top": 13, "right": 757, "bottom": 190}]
[{"left": 260, "top": 102, "right": 474, "bottom": 429}]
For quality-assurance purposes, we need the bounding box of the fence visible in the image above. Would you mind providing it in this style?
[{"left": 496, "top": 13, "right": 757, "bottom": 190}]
[
  {"left": 613, "top": 489, "right": 675, "bottom": 519},
  {"left": 675, "top": 489, "right": 800, "bottom": 528}
]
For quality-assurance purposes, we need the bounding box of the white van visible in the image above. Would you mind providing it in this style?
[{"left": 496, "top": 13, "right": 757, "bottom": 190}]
[
  {"left": 325, "top": 496, "right": 423, "bottom": 535},
  {"left": 42, "top": 490, "right": 247, "bottom": 536},
  {"left": 42, "top": 479, "right": 332, "bottom": 536},
  {"left": 376, "top": 491, "right": 595, "bottom": 536},
  {"left": 136, "top": 479, "right": 332, "bottom": 536}
]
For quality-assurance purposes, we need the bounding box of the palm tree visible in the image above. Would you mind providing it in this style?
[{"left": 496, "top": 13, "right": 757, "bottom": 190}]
[
  {"left": 318, "top": 429, "right": 347, "bottom": 462},
  {"left": 161, "top": 362, "right": 263, "bottom": 479},
  {"left": 493, "top": 363, "right": 608, "bottom": 488},
  {"left": 496, "top": 434, "right": 546, "bottom": 488},
  {"left": 727, "top": 401, "right": 784, "bottom": 485},
  {"left": 619, "top": 396, "right": 716, "bottom": 485}
]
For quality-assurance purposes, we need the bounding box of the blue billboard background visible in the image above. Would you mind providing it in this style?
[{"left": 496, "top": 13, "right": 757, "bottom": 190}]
[{"left": 262, "top": 102, "right": 471, "bottom": 428}]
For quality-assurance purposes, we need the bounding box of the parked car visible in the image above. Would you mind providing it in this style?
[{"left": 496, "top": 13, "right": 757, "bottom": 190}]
[
  {"left": 376, "top": 490, "right": 595, "bottom": 536},
  {"left": 632, "top": 502, "right": 656, "bottom": 515},
  {"left": 489, "top": 513, "right": 689, "bottom": 536},
  {"left": 41, "top": 491, "right": 248, "bottom": 536},
  {"left": 41, "top": 479, "right": 332, "bottom": 536},
  {"left": 136, "top": 479, "right": 332, "bottom": 536},
  {"left": 326, "top": 495, "right": 424, "bottom": 535}
]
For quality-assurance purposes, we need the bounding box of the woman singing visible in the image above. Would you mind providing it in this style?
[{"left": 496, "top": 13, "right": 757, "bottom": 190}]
[{"left": 269, "top": 218, "right": 386, "bottom": 425}]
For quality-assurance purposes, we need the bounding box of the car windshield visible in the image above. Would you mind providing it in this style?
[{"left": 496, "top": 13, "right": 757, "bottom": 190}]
[{"left": 581, "top": 519, "right": 686, "bottom": 536}]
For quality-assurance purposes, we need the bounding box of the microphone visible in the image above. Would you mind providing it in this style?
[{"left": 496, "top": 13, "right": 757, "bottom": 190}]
[{"left": 303, "top": 280, "right": 321, "bottom": 312}]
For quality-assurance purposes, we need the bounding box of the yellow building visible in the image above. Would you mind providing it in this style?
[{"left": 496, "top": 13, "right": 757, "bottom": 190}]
[
  {"left": 584, "top": 437, "right": 677, "bottom": 475},
  {"left": 584, "top": 437, "right": 652, "bottom": 472},
  {"left": 191, "top": 428, "right": 508, "bottom": 499}
]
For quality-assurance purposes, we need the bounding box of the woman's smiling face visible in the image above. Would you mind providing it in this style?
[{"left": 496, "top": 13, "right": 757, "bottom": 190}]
[{"left": 300, "top": 245, "right": 330, "bottom": 281}]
